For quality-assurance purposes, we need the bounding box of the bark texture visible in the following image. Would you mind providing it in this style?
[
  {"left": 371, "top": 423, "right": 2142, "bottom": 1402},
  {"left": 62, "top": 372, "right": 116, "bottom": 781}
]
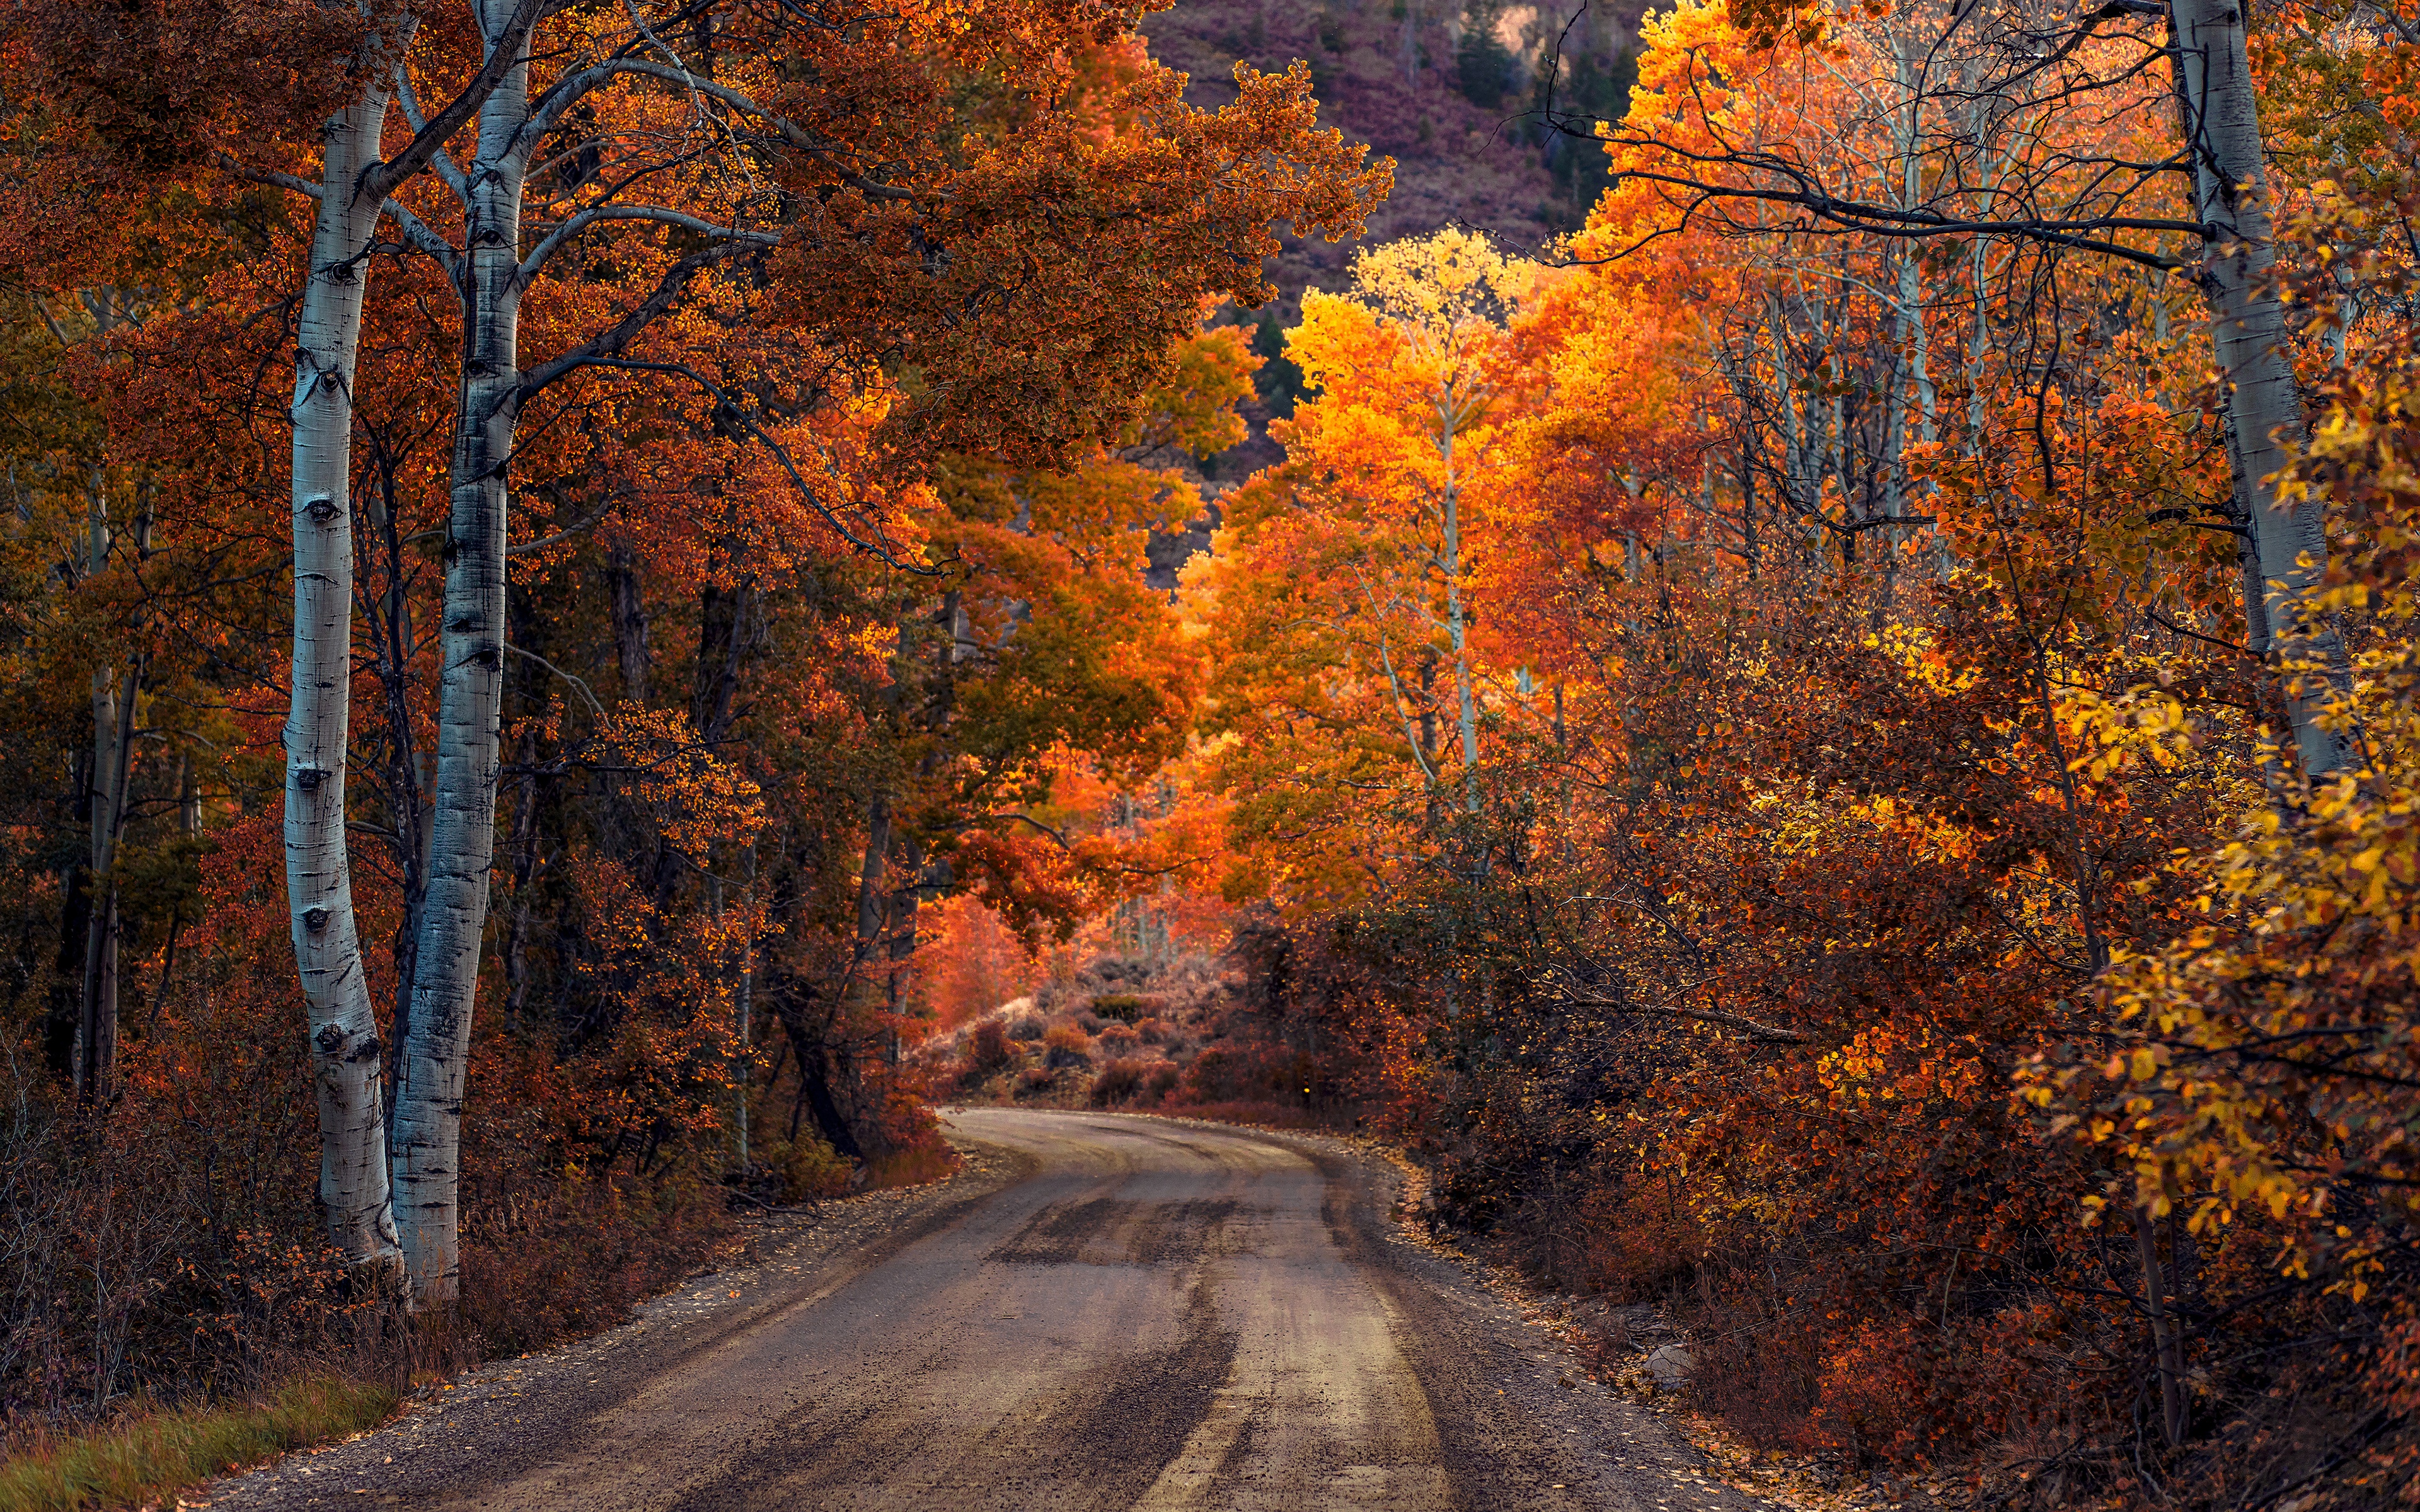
[
  {"left": 285, "top": 87, "right": 403, "bottom": 1269},
  {"left": 2171, "top": 0, "right": 2357, "bottom": 777},
  {"left": 393, "top": 9, "right": 530, "bottom": 1303}
]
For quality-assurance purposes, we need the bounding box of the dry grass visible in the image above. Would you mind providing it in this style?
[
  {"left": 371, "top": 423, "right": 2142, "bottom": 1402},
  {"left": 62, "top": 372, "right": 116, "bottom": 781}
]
[
  {"left": 1167, "top": 1100, "right": 1353, "bottom": 1131},
  {"left": 866, "top": 1144, "right": 958, "bottom": 1189},
  {"left": 0, "top": 1374, "right": 395, "bottom": 1512}
]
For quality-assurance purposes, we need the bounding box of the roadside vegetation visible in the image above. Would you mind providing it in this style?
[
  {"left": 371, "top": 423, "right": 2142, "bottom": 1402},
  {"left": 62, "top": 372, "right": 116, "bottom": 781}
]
[
  {"left": 0, "top": 1377, "right": 395, "bottom": 1512},
  {"left": 3, "top": 0, "right": 2416, "bottom": 1508},
  {"left": 947, "top": 0, "right": 2420, "bottom": 1501},
  {"left": 0, "top": 0, "right": 1383, "bottom": 1485}
]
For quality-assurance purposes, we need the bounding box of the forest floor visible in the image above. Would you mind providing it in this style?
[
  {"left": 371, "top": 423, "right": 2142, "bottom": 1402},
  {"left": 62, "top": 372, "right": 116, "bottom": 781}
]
[{"left": 189, "top": 1111, "right": 1785, "bottom": 1512}]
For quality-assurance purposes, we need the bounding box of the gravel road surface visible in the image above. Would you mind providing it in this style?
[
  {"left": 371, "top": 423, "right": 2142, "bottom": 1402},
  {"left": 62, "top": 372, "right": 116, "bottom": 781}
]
[{"left": 204, "top": 1109, "right": 1776, "bottom": 1511}]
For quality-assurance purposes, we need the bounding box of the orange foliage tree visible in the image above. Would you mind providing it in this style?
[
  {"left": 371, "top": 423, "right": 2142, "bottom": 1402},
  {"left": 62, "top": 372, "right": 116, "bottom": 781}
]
[
  {"left": 1181, "top": 0, "right": 2420, "bottom": 1497},
  {"left": 0, "top": 0, "right": 1386, "bottom": 1384}
]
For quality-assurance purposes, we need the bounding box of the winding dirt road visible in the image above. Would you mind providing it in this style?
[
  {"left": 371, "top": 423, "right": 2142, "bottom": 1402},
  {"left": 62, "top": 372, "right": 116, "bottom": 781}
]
[{"left": 210, "top": 1111, "right": 1775, "bottom": 1511}]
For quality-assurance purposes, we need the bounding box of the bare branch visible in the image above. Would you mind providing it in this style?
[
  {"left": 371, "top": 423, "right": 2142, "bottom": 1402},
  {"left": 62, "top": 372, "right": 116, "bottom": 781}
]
[
  {"left": 538, "top": 354, "right": 938, "bottom": 575},
  {"left": 362, "top": 0, "right": 550, "bottom": 203},
  {"left": 521, "top": 205, "right": 778, "bottom": 282},
  {"left": 504, "top": 640, "right": 606, "bottom": 718}
]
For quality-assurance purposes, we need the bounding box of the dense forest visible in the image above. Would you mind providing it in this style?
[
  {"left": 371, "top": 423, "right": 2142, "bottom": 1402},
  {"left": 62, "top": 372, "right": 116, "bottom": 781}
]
[{"left": 3, "top": 0, "right": 2417, "bottom": 1508}]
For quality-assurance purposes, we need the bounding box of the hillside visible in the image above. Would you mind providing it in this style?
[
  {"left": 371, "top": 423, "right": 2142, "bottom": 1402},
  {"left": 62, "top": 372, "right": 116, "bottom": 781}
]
[{"left": 1141, "top": 0, "right": 1649, "bottom": 480}]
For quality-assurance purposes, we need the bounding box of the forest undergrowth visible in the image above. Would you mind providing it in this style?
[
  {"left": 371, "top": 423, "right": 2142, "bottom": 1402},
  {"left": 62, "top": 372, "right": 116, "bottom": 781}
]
[
  {"left": 1, "top": 0, "right": 2417, "bottom": 1508},
  {"left": 0, "top": 0, "right": 1380, "bottom": 1467}
]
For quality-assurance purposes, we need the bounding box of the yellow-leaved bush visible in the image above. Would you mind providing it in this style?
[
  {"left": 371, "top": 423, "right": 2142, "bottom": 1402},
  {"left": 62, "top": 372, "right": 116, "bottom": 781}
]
[{"left": 2030, "top": 191, "right": 2420, "bottom": 1309}]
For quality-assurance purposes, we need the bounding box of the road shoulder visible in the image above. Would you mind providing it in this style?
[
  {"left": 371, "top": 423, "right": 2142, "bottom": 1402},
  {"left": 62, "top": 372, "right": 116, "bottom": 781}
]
[
  {"left": 1146, "top": 1114, "right": 1789, "bottom": 1512},
  {"left": 197, "top": 1136, "right": 1028, "bottom": 1511}
]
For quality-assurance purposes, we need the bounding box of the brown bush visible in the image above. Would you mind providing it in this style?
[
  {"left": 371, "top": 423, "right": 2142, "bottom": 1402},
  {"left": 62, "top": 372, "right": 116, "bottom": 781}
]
[
  {"left": 460, "top": 1171, "right": 737, "bottom": 1358},
  {"left": 1178, "top": 1043, "right": 1313, "bottom": 1105},
  {"left": 1089, "top": 1058, "right": 1149, "bottom": 1106},
  {"left": 1090, "top": 994, "right": 1158, "bottom": 1024},
  {"left": 966, "top": 1020, "right": 1015, "bottom": 1075},
  {"left": 755, "top": 1135, "right": 855, "bottom": 1204},
  {"left": 1041, "top": 1022, "right": 1093, "bottom": 1070}
]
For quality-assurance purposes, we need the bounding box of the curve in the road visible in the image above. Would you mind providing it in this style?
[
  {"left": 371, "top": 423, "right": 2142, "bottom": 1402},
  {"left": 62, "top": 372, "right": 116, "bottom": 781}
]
[{"left": 209, "top": 1110, "right": 1779, "bottom": 1512}]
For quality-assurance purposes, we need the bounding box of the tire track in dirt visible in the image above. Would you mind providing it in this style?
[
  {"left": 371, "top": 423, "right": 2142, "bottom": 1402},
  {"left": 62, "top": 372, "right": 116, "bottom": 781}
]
[{"left": 204, "top": 1111, "right": 1782, "bottom": 1512}]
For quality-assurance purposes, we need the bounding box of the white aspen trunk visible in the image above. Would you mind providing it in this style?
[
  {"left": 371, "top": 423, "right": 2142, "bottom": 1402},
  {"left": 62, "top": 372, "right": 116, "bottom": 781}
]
[
  {"left": 1881, "top": 280, "right": 1908, "bottom": 527},
  {"left": 393, "top": 9, "right": 531, "bottom": 1304},
  {"left": 77, "top": 471, "right": 115, "bottom": 1103},
  {"left": 1882, "top": 47, "right": 1944, "bottom": 580},
  {"left": 2170, "top": 0, "right": 2357, "bottom": 777},
  {"left": 1765, "top": 295, "right": 1815, "bottom": 559},
  {"left": 1906, "top": 268, "right": 1935, "bottom": 447},
  {"left": 287, "top": 85, "right": 405, "bottom": 1269},
  {"left": 1965, "top": 234, "right": 1990, "bottom": 454},
  {"left": 1893, "top": 34, "right": 1937, "bottom": 451},
  {"left": 1879, "top": 39, "right": 1916, "bottom": 527},
  {"left": 1896, "top": 230, "right": 1935, "bottom": 454},
  {"left": 1439, "top": 394, "right": 1481, "bottom": 815},
  {"left": 1826, "top": 342, "right": 1849, "bottom": 537}
]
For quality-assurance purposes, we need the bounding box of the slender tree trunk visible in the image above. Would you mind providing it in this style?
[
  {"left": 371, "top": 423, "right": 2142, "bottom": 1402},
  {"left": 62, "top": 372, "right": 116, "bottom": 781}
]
[
  {"left": 158, "top": 753, "right": 199, "bottom": 1016},
  {"left": 1766, "top": 295, "right": 1813, "bottom": 542},
  {"left": 1893, "top": 35, "right": 1936, "bottom": 451},
  {"left": 692, "top": 575, "right": 746, "bottom": 742},
  {"left": 852, "top": 793, "right": 892, "bottom": 985},
  {"left": 286, "top": 83, "right": 405, "bottom": 1271},
  {"left": 1438, "top": 399, "right": 1480, "bottom": 815},
  {"left": 609, "top": 544, "right": 650, "bottom": 702},
  {"left": 76, "top": 469, "right": 115, "bottom": 1104},
  {"left": 884, "top": 835, "right": 925, "bottom": 1059},
  {"left": 1964, "top": 234, "right": 1991, "bottom": 454},
  {"left": 2133, "top": 1207, "right": 2190, "bottom": 1446},
  {"left": 393, "top": 14, "right": 530, "bottom": 1303},
  {"left": 783, "top": 1009, "right": 865, "bottom": 1160},
  {"left": 2170, "top": 0, "right": 2357, "bottom": 777},
  {"left": 731, "top": 842, "right": 756, "bottom": 1172},
  {"left": 78, "top": 651, "right": 137, "bottom": 1106},
  {"left": 498, "top": 719, "right": 543, "bottom": 1029},
  {"left": 1881, "top": 42, "right": 1917, "bottom": 535},
  {"left": 178, "top": 751, "right": 200, "bottom": 838}
]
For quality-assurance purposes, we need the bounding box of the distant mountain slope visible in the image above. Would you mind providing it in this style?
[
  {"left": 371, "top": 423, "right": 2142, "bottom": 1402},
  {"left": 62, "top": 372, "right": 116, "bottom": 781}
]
[
  {"left": 1141, "top": 0, "right": 1645, "bottom": 311},
  {"left": 1138, "top": 0, "right": 1646, "bottom": 482}
]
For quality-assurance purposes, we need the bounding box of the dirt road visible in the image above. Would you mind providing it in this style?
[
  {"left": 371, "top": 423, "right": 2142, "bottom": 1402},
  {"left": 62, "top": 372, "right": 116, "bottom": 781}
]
[{"left": 210, "top": 1111, "right": 1775, "bottom": 1511}]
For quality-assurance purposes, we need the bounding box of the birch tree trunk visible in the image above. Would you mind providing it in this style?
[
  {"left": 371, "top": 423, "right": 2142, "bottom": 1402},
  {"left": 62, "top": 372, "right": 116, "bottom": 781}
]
[
  {"left": 286, "top": 85, "right": 405, "bottom": 1269},
  {"left": 76, "top": 462, "right": 118, "bottom": 1104},
  {"left": 1964, "top": 235, "right": 1991, "bottom": 453},
  {"left": 2170, "top": 0, "right": 2358, "bottom": 778},
  {"left": 1438, "top": 395, "right": 1481, "bottom": 816},
  {"left": 392, "top": 8, "right": 531, "bottom": 1303}
]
